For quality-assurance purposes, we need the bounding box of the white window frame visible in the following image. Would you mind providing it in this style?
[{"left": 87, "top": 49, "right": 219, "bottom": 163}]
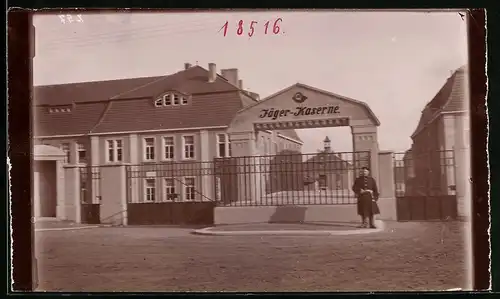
[
  {"left": 163, "top": 93, "right": 172, "bottom": 106},
  {"left": 318, "top": 174, "right": 327, "bottom": 190},
  {"left": 143, "top": 137, "right": 156, "bottom": 162},
  {"left": 76, "top": 142, "right": 87, "bottom": 164},
  {"left": 182, "top": 135, "right": 195, "bottom": 160},
  {"left": 162, "top": 135, "right": 175, "bottom": 161},
  {"left": 106, "top": 139, "right": 124, "bottom": 163},
  {"left": 173, "top": 94, "right": 181, "bottom": 106},
  {"left": 154, "top": 98, "right": 164, "bottom": 107},
  {"left": 216, "top": 133, "right": 231, "bottom": 158},
  {"left": 60, "top": 143, "right": 70, "bottom": 163},
  {"left": 144, "top": 178, "right": 156, "bottom": 202},
  {"left": 181, "top": 96, "right": 188, "bottom": 105},
  {"left": 163, "top": 177, "right": 177, "bottom": 201},
  {"left": 183, "top": 177, "right": 196, "bottom": 201}
]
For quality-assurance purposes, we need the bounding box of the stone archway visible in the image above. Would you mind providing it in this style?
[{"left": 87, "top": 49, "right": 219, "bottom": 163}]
[
  {"left": 229, "top": 83, "right": 380, "bottom": 167},
  {"left": 226, "top": 83, "right": 384, "bottom": 205}
]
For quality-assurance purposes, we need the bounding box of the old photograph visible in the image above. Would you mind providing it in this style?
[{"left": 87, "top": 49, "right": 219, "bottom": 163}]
[{"left": 32, "top": 10, "right": 472, "bottom": 291}]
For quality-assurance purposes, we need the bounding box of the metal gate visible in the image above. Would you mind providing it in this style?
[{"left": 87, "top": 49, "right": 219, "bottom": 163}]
[
  {"left": 393, "top": 150, "right": 458, "bottom": 221},
  {"left": 80, "top": 167, "right": 101, "bottom": 224},
  {"left": 125, "top": 162, "right": 216, "bottom": 225},
  {"left": 215, "top": 151, "right": 371, "bottom": 207}
]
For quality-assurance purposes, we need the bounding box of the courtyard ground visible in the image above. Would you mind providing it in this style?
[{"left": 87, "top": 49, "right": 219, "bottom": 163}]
[{"left": 34, "top": 221, "right": 468, "bottom": 292}]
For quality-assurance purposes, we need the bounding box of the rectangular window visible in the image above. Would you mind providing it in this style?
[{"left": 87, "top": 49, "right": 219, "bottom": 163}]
[
  {"left": 173, "top": 94, "right": 180, "bottom": 105},
  {"left": 217, "top": 134, "right": 231, "bottom": 158},
  {"left": 163, "top": 94, "right": 172, "bottom": 106},
  {"left": 183, "top": 135, "right": 195, "bottom": 159},
  {"left": 273, "top": 142, "right": 278, "bottom": 155},
  {"left": 318, "top": 175, "right": 327, "bottom": 190},
  {"left": 184, "top": 177, "right": 196, "bottom": 201},
  {"left": 144, "top": 179, "right": 156, "bottom": 202},
  {"left": 144, "top": 137, "right": 155, "bottom": 161},
  {"left": 164, "top": 178, "right": 176, "bottom": 201},
  {"left": 106, "top": 140, "right": 123, "bottom": 162},
  {"left": 163, "top": 136, "right": 175, "bottom": 160},
  {"left": 60, "top": 143, "right": 70, "bottom": 163},
  {"left": 77, "top": 142, "right": 87, "bottom": 164},
  {"left": 181, "top": 96, "right": 188, "bottom": 105},
  {"left": 154, "top": 99, "right": 163, "bottom": 107}
]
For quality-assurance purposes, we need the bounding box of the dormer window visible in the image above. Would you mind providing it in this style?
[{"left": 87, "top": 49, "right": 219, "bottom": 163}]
[
  {"left": 164, "top": 94, "right": 172, "bottom": 105},
  {"left": 154, "top": 92, "right": 191, "bottom": 107},
  {"left": 173, "top": 94, "right": 180, "bottom": 105},
  {"left": 49, "top": 106, "right": 72, "bottom": 113}
]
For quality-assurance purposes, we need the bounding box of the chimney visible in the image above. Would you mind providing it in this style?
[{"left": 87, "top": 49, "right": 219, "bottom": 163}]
[
  {"left": 238, "top": 79, "right": 243, "bottom": 90},
  {"left": 221, "top": 68, "right": 239, "bottom": 86},
  {"left": 184, "top": 62, "right": 192, "bottom": 70},
  {"left": 208, "top": 63, "right": 217, "bottom": 83}
]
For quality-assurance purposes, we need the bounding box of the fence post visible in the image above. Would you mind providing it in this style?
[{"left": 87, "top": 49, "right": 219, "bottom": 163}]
[
  {"left": 377, "top": 151, "right": 397, "bottom": 220},
  {"left": 99, "top": 165, "right": 128, "bottom": 225},
  {"left": 63, "top": 165, "right": 81, "bottom": 223}
]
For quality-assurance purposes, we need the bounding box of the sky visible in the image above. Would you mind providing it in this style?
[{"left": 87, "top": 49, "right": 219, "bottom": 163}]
[{"left": 33, "top": 10, "right": 468, "bottom": 154}]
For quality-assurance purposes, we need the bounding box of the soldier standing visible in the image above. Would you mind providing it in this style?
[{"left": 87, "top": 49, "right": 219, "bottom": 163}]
[{"left": 352, "top": 166, "right": 380, "bottom": 228}]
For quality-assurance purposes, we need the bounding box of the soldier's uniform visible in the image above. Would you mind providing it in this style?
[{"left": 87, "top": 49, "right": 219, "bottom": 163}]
[{"left": 352, "top": 174, "right": 380, "bottom": 227}]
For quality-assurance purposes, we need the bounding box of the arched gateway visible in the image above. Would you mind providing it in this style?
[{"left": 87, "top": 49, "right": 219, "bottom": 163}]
[
  {"left": 228, "top": 83, "right": 380, "bottom": 163},
  {"left": 215, "top": 83, "right": 397, "bottom": 224}
]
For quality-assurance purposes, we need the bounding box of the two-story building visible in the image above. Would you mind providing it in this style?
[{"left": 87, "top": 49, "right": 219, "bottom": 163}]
[
  {"left": 33, "top": 63, "right": 303, "bottom": 220},
  {"left": 406, "top": 65, "right": 469, "bottom": 199}
]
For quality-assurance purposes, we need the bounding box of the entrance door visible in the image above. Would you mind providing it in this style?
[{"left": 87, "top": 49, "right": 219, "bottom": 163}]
[{"left": 39, "top": 162, "right": 57, "bottom": 217}]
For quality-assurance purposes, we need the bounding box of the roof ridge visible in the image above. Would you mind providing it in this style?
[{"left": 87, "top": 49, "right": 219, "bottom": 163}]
[
  {"left": 89, "top": 101, "right": 114, "bottom": 134},
  {"left": 109, "top": 75, "right": 171, "bottom": 100},
  {"left": 34, "top": 75, "right": 166, "bottom": 88}
]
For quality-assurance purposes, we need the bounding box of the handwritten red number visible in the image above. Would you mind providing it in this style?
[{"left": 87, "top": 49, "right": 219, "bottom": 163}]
[
  {"left": 273, "top": 18, "right": 282, "bottom": 34},
  {"left": 264, "top": 21, "right": 270, "bottom": 34},
  {"left": 220, "top": 21, "right": 228, "bottom": 36},
  {"left": 237, "top": 20, "right": 244, "bottom": 35},
  {"left": 248, "top": 21, "right": 257, "bottom": 37}
]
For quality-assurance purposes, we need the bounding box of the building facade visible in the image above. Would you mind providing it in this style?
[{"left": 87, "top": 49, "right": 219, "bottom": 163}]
[
  {"left": 404, "top": 65, "right": 470, "bottom": 215},
  {"left": 34, "top": 63, "right": 303, "bottom": 220}
]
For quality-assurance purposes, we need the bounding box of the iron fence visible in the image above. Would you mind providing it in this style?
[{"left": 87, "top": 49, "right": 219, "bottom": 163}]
[
  {"left": 393, "top": 150, "right": 456, "bottom": 197},
  {"left": 79, "top": 166, "right": 101, "bottom": 224},
  {"left": 215, "top": 151, "right": 371, "bottom": 207},
  {"left": 125, "top": 161, "right": 216, "bottom": 204}
]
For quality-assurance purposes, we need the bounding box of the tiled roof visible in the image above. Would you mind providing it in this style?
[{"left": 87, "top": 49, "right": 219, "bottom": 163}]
[
  {"left": 91, "top": 91, "right": 244, "bottom": 133},
  {"left": 34, "top": 76, "right": 164, "bottom": 105},
  {"left": 33, "top": 65, "right": 303, "bottom": 142},
  {"left": 111, "top": 66, "right": 236, "bottom": 99},
  {"left": 34, "top": 102, "right": 109, "bottom": 136},
  {"left": 411, "top": 66, "right": 467, "bottom": 138}
]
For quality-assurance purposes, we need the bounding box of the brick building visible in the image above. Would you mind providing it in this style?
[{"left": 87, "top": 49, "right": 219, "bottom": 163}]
[
  {"left": 405, "top": 65, "right": 469, "bottom": 199},
  {"left": 33, "top": 63, "right": 303, "bottom": 220}
]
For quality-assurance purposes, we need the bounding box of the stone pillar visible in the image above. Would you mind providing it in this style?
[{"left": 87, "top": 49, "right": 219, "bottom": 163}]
[
  {"left": 64, "top": 165, "right": 81, "bottom": 223},
  {"left": 351, "top": 125, "right": 380, "bottom": 186},
  {"left": 454, "top": 113, "right": 471, "bottom": 219},
  {"left": 89, "top": 136, "right": 100, "bottom": 204},
  {"left": 200, "top": 130, "right": 213, "bottom": 200},
  {"left": 55, "top": 160, "right": 66, "bottom": 220},
  {"left": 229, "top": 131, "right": 260, "bottom": 203},
  {"left": 377, "top": 151, "right": 397, "bottom": 220},
  {"left": 69, "top": 142, "right": 78, "bottom": 165},
  {"left": 129, "top": 134, "right": 139, "bottom": 203},
  {"left": 100, "top": 165, "right": 128, "bottom": 225}
]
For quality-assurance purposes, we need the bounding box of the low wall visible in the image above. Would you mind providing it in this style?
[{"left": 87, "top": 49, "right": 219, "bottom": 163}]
[
  {"left": 215, "top": 205, "right": 359, "bottom": 225},
  {"left": 215, "top": 198, "right": 397, "bottom": 225}
]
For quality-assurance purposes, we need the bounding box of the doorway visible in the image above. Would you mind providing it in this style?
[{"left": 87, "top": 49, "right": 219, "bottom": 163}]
[{"left": 34, "top": 161, "right": 57, "bottom": 218}]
